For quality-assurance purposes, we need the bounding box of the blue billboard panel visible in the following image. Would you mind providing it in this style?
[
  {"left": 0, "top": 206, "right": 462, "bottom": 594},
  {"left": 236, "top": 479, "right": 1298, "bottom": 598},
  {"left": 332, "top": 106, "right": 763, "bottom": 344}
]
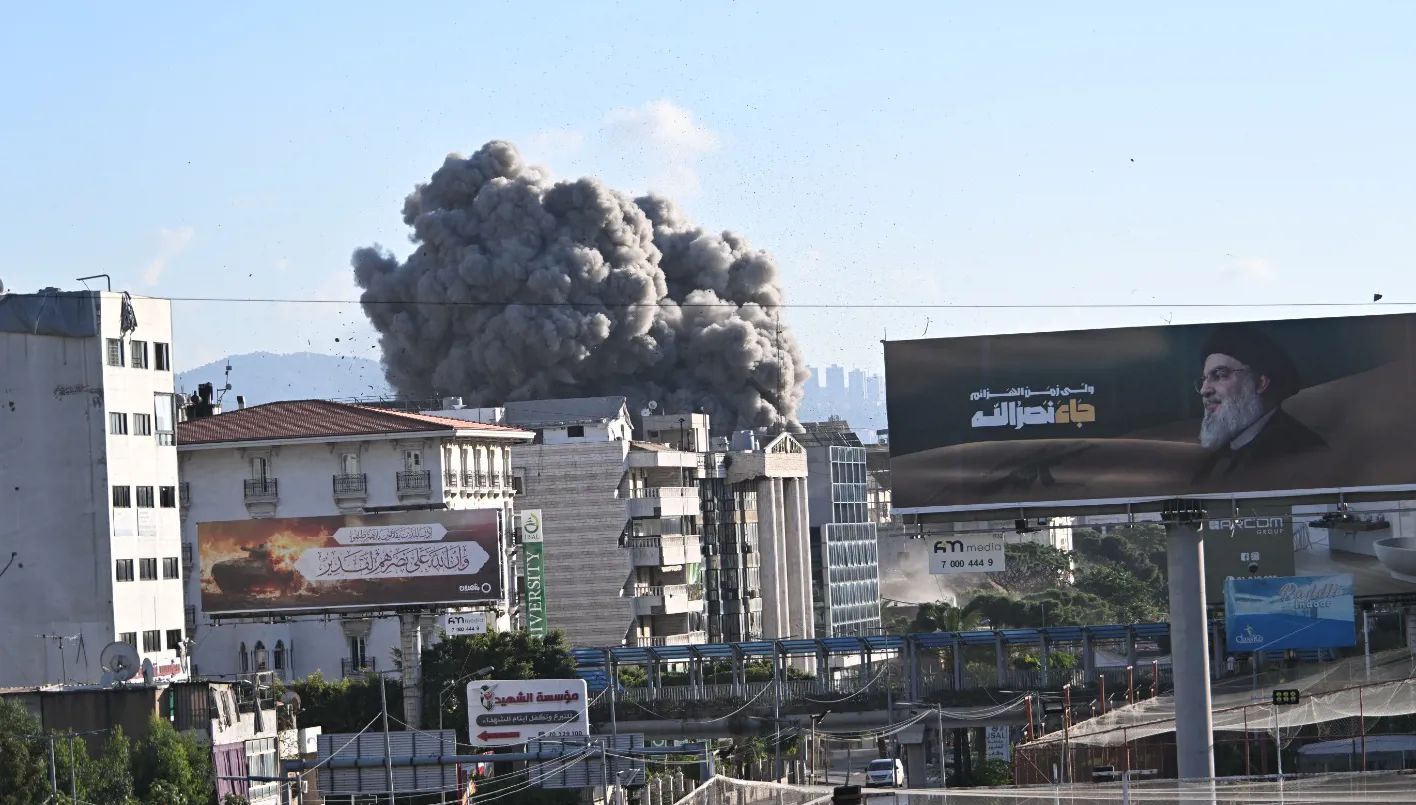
[{"left": 1224, "top": 574, "right": 1356, "bottom": 653}]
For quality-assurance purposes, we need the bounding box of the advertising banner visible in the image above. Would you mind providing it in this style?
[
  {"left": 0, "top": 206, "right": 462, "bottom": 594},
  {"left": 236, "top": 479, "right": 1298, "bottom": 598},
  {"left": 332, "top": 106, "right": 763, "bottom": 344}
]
[
  {"left": 884, "top": 313, "right": 1416, "bottom": 515},
  {"left": 1224, "top": 574, "right": 1356, "bottom": 653},
  {"left": 521, "top": 510, "right": 548, "bottom": 639},
  {"left": 1203, "top": 514, "right": 1297, "bottom": 604},
  {"left": 467, "top": 678, "right": 588, "bottom": 747},
  {"left": 445, "top": 611, "right": 489, "bottom": 636},
  {"left": 929, "top": 536, "right": 1007, "bottom": 575},
  {"left": 198, "top": 510, "right": 501, "bottom": 616}
]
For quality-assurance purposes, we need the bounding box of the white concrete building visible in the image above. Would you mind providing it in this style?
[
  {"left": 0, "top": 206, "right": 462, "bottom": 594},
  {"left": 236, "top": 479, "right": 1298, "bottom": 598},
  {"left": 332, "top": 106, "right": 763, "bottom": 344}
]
[
  {"left": 175, "top": 399, "right": 532, "bottom": 682},
  {"left": 0, "top": 289, "right": 184, "bottom": 687}
]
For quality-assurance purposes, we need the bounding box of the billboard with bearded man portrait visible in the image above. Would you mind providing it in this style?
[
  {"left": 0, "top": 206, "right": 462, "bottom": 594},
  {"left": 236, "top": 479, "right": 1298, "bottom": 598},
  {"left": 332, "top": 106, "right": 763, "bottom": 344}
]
[{"left": 885, "top": 313, "right": 1416, "bottom": 514}]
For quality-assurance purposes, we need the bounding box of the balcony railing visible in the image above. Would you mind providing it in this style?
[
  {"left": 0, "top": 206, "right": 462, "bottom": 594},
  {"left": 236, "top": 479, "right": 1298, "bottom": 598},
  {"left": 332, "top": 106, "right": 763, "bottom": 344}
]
[
  {"left": 445, "top": 470, "right": 460, "bottom": 487},
  {"left": 396, "top": 470, "right": 432, "bottom": 494},
  {"left": 184, "top": 605, "right": 197, "bottom": 630},
  {"left": 490, "top": 475, "right": 502, "bottom": 489},
  {"left": 341, "top": 658, "right": 376, "bottom": 679},
  {"left": 333, "top": 473, "right": 368, "bottom": 496},
  {"left": 631, "top": 583, "right": 706, "bottom": 600},
  {"left": 462, "top": 471, "right": 477, "bottom": 487},
  {"left": 627, "top": 487, "right": 698, "bottom": 499},
  {"left": 181, "top": 543, "right": 194, "bottom": 572},
  {"left": 243, "top": 477, "right": 278, "bottom": 501},
  {"left": 631, "top": 632, "right": 708, "bottom": 647},
  {"left": 179, "top": 481, "right": 190, "bottom": 507}
]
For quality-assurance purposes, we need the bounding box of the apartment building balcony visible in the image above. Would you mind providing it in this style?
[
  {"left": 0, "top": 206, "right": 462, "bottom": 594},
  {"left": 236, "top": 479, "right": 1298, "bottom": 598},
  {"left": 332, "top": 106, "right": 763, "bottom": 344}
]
[
  {"left": 333, "top": 473, "right": 368, "bottom": 502},
  {"left": 631, "top": 583, "right": 705, "bottom": 616},
  {"left": 627, "top": 535, "right": 702, "bottom": 567},
  {"left": 341, "top": 657, "right": 377, "bottom": 679},
  {"left": 628, "top": 449, "right": 699, "bottom": 469},
  {"left": 178, "top": 481, "right": 191, "bottom": 521},
  {"left": 243, "top": 477, "right": 278, "bottom": 516},
  {"left": 626, "top": 486, "right": 700, "bottom": 519},
  {"left": 630, "top": 631, "right": 707, "bottom": 648},
  {"left": 396, "top": 469, "right": 432, "bottom": 499},
  {"left": 444, "top": 470, "right": 460, "bottom": 488},
  {"left": 181, "top": 542, "right": 194, "bottom": 575}
]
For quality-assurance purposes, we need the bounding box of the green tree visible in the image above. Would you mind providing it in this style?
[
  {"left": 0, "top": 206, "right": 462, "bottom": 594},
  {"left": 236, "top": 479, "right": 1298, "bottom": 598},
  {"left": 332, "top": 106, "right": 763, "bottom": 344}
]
[
  {"left": 913, "top": 602, "right": 982, "bottom": 633},
  {"left": 54, "top": 734, "right": 93, "bottom": 802},
  {"left": 287, "top": 672, "right": 398, "bottom": 735},
  {"left": 1074, "top": 565, "right": 1164, "bottom": 623},
  {"left": 133, "top": 716, "right": 214, "bottom": 805},
  {"left": 0, "top": 697, "right": 48, "bottom": 805},
  {"left": 86, "top": 727, "right": 136, "bottom": 805},
  {"left": 419, "top": 630, "right": 578, "bottom": 742},
  {"left": 996, "top": 541, "right": 1073, "bottom": 596}
]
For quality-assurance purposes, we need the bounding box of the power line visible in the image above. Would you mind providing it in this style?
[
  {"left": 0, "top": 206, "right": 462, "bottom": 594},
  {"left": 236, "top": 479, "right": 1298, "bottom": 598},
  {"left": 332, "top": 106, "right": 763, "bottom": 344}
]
[{"left": 3, "top": 291, "right": 1409, "bottom": 311}]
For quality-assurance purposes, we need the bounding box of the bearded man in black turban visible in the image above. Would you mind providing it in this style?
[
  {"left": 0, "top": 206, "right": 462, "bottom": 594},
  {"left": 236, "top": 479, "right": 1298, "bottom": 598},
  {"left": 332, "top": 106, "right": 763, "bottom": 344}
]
[{"left": 1192, "top": 323, "right": 1326, "bottom": 481}]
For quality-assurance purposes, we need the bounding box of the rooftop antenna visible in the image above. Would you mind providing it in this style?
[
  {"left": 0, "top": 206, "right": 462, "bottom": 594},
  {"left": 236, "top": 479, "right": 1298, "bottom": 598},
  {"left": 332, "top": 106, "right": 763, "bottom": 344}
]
[
  {"left": 75, "top": 274, "right": 112, "bottom": 292},
  {"left": 99, "top": 641, "right": 140, "bottom": 687}
]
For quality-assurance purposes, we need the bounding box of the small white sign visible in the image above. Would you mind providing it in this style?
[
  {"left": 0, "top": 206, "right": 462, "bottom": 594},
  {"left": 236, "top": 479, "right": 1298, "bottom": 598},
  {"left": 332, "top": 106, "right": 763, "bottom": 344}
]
[
  {"left": 468, "top": 678, "right": 588, "bottom": 747},
  {"left": 985, "top": 726, "right": 1011, "bottom": 761},
  {"left": 520, "top": 510, "right": 544, "bottom": 543},
  {"left": 445, "top": 611, "right": 488, "bottom": 636},
  {"left": 137, "top": 509, "right": 157, "bottom": 537},
  {"left": 929, "top": 536, "right": 1007, "bottom": 575},
  {"left": 331, "top": 523, "right": 448, "bottom": 545}
]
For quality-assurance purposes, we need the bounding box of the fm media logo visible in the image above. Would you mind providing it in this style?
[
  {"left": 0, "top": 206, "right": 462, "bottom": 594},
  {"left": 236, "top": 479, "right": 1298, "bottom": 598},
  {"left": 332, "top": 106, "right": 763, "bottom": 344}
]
[{"left": 1234, "top": 625, "right": 1266, "bottom": 646}]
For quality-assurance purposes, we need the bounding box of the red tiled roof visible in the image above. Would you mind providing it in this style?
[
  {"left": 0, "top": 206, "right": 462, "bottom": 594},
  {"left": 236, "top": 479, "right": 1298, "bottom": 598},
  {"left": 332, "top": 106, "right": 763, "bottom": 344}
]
[{"left": 177, "top": 399, "right": 531, "bottom": 446}]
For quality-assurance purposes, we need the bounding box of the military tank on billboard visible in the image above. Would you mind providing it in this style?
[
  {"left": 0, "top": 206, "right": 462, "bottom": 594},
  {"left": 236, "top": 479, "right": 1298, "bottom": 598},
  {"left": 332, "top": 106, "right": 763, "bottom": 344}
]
[{"left": 210, "top": 543, "right": 302, "bottom": 596}]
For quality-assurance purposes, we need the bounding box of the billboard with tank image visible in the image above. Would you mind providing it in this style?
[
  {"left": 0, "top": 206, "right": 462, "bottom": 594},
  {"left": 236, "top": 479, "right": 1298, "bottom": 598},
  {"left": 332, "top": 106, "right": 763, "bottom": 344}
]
[
  {"left": 198, "top": 509, "right": 502, "bottom": 616},
  {"left": 885, "top": 313, "right": 1416, "bottom": 514}
]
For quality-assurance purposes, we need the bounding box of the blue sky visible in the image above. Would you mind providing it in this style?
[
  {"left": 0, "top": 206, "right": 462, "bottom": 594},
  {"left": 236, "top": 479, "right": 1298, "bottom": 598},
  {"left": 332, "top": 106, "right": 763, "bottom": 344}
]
[{"left": 3, "top": 2, "right": 1414, "bottom": 375}]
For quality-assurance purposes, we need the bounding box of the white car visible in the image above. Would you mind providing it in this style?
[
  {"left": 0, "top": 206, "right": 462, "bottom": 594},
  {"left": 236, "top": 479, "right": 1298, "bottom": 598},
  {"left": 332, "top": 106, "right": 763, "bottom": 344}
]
[{"left": 865, "top": 758, "right": 905, "bottom": 787}]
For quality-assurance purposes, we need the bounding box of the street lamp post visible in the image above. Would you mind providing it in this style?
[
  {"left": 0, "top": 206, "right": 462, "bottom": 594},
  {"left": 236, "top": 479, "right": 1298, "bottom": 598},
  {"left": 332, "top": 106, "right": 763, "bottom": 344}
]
[{"left": 439, "top": 666, "right": 497, "bottom": 731}]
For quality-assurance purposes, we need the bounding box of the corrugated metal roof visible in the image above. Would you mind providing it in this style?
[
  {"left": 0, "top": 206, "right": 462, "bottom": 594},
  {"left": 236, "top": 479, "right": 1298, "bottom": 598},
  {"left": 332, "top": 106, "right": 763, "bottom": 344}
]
[{"left": 177, "top": 399, "right": 532, "bottom": 446}]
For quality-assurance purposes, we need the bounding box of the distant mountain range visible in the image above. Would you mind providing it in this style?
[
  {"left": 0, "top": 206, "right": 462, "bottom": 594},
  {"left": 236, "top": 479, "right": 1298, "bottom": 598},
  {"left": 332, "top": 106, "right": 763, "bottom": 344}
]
[
  {"left": 175, "top": 352, "right": 393, "bottom": 406},
  {"left": 175, "top": 352, "right": 888, "bottom": 432}
]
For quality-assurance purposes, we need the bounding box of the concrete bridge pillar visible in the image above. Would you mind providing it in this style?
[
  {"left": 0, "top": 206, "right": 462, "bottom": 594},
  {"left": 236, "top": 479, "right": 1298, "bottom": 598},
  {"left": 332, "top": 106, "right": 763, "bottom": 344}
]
[
  {"left": 904, "top": 741, "right": 927, "bottom": 788},
  {"left": 1082, "top": 629, "right": 1096, "bottom": 684},
  {"left": 952, "top": 639, "right": 964, "bottom": 690},
  {"left": 1125, "top": 626, "right": 1138, "bottom": 669}
]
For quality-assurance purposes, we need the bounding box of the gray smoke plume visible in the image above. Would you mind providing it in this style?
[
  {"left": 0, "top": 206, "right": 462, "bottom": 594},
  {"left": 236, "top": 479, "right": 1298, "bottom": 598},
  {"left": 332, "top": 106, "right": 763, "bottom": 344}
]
[{"left": 352, "top": 140, "right": 808, "bottom": 431}]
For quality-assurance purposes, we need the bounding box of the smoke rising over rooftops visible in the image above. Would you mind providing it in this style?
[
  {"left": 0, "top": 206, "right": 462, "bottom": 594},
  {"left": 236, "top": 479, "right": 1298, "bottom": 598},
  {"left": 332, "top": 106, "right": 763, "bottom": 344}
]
[{"left": 352, "top": 140, "right": 807, "bottom": 431}]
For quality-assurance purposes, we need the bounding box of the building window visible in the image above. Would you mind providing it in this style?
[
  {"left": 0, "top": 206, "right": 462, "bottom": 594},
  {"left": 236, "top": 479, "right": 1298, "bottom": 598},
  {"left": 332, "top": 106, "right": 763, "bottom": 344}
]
[
  {"left": 567, "top": 425, "right": 586, "bottom": 438},
  {"left": 251, "top": 456, "right": 269, "bottom": 479},
  {"left": 130, "top": 340, "right": 148, "bottom": 369},
  {"left": 274, "top": 641, "right": 286, "bottom": 672},
  {"left": 139, "top": 558, "right": 157, "bottom": 580},
  {"left": 403, "top": 450, "right": 421, "bottom": 471},
  {"left": 159, "top": 486, "right": 176, "bottom": 508},
  {"left": 110, "top": 412, "right": 128, "bottom": 435},
  {"left": 132, "top": 413, "right": 152, "bottom": 436},
  {"left": 107, "top": 339, "right": 125, "bottom": 367},
  {"left": 154, "top": 343, "right": 171, "bottom": 371},
  {"left": 253, "top": 641, "right": 268, "bottom": 671},
  {"left": 239, "top": 643, "right": 250, "bottom": 674},
  {"left": 115, "top": 559, "right": 135, "bottom": 582},
  {"left": 112, "top": 486, "right": 132, "bottom": 508},
  {"left": 119, "top": 631, "right": 137, "bottom": 647},
  {"left": 166, "top": 629, "right": 184, "bottom": 652},
  {"left": 340, "top": 453, "right": 359, "bottom": 475},
  {"left": 136, "top": 486, "right": 155, "bottom": 508},
  {"left": 349, "top": 636, "right": 367, "bottom": 666},
  {"left": 142, "top": 630, "right": 161, "bottom": 653},
  {"left": 163, "top": 557, "right": 179, "bottom": 579},
  {"left": 154, "top": 394, "right": 175, "bottom": 446}
]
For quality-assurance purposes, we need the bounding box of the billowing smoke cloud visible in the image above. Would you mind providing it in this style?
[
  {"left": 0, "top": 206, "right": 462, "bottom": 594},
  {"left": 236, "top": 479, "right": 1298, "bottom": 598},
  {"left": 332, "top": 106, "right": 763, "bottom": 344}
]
[{"left": 352, "top": 140, "right": 808, "bottom": 431}]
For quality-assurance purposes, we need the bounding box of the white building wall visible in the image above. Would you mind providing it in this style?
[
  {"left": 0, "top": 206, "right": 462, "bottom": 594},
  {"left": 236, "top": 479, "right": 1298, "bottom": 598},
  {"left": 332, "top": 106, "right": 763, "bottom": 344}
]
[
  {"left": 181, "top": 436, "right": 515, "bottom": 681},
  {"left": 0, "top": 293, "right": 181, "bottom": 687}
]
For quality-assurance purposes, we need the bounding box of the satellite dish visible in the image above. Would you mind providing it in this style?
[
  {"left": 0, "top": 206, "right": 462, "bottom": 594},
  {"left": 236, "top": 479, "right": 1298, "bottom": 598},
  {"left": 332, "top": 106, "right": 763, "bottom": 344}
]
[
  {"left": 640, "top": 409, "right": 651, "bottom": 417},
  {"left": 281, "top": 690, "right": 303, "bottom": 713},
  {"left": 647, "top": 401, "right": 658, "bottom": 411},
  {"left": 141, "top": 658, "right": 155, "bottom": 685},
  {"left": 99, "top": 641, "right": 140, "bottom": 683},
  {"left": 0, "top": 278, "right": 6, "bottom": 295}
]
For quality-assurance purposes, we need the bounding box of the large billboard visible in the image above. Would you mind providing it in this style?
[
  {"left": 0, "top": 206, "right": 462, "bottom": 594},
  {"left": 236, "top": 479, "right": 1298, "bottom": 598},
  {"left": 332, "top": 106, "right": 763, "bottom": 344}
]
[
  {"left": 198, "top": 510, "right": 501, "bottom": 616},
  {"left": 1224, "top": 574, "right": 1356, "bottom": 653},
  {"left": 885, "top": 313, "right": 1416, "bottom": 514}
]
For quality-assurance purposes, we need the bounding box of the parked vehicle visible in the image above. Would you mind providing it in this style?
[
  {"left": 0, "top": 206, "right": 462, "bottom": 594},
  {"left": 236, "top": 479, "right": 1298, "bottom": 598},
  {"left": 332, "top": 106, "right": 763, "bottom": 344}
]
[{"left": 865, "top": 759, "right": 905, "bottom": 787}]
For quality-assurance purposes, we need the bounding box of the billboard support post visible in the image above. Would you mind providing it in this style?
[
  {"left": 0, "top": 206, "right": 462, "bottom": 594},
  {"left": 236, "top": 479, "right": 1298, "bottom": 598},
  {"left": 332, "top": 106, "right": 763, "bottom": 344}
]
[
  {"left": 1162, "top": 501, "right": 1215, "bottom": 781},
  {"left": 400, "top": 614, "right": 424, "bottom": 730}
]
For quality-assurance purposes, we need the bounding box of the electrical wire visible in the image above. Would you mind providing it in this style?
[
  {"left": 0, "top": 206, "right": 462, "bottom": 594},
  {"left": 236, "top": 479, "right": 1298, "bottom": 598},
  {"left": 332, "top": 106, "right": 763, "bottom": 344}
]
[
  {"left": 614, "top": 678, "right": 782, "bottom": 723},
  {"left": 8, "top": 290, "right": 1412, "bottom": 311}
]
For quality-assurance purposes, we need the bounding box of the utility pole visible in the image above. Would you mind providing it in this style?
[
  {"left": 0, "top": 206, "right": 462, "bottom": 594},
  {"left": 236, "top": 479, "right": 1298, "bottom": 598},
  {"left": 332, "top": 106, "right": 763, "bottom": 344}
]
[
  {"left": 773, "top": 645, "right": 783, "bottom": 782},
  {"left": 48, "top": 737, "right": 57, "bottom": 794},
  {"left": 379, "top": 672, "right": 395, "bottom": 805}
]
